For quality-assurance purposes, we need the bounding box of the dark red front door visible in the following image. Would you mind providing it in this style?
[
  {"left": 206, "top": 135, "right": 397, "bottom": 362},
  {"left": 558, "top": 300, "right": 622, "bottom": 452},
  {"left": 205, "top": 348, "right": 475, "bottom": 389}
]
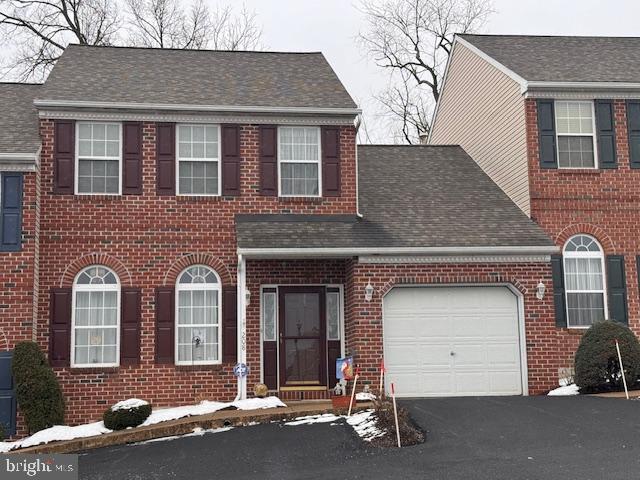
[{"left": 279, "top": 287, "right": 326, "bottom": 386}]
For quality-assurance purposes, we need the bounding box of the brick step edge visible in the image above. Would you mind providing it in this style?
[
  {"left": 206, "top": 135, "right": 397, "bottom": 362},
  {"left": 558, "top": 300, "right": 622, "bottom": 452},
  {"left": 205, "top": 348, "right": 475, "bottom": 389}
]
[{"left": 9, "top": 402, "right": 373, "bottom": 454}]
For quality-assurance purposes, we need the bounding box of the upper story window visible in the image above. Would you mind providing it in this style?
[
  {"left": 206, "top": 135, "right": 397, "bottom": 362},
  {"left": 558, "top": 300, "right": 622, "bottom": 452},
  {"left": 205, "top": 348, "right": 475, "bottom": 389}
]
[
  {"left": 76, "top": 122, "right": 122, "bottom": 194},
  {"left": 278, "top": 126, "right": 321, "bottom": 197},
  {"left": 555, "top": 101, "right": 597, "bottom": 169},
  {"left": 176, "top": 265, "right": 221, "bottom": 365},
  {"left": 72, "top": 266, "right": 120, "bottom": 367},
  {"left": 177, "top": 124, "right": 220, "bottom": 196},
  {"left": 563, "top": 234, "right": 607, "bottom": 328}
]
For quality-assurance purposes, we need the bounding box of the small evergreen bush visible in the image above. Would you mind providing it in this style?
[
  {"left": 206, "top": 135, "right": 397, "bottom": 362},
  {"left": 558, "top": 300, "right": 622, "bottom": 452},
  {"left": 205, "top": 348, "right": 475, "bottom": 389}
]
[
  {"left": 12, "top": 341, "right": 65, "bottom": 434},
  {"left": 574, "top": 321, "right": 640, "bottom": 393},
  {"left": 103, "top": 401, "right": 152, "bottom": 430}
]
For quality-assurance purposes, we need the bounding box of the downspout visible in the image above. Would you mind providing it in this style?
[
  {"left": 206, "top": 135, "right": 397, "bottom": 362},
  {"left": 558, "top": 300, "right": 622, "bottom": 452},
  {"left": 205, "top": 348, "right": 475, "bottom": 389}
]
[
  {"left": 354, "top": 115, "right": 363, "bottom": 218},
  {"left": 235, "top": 253, "right": 248, "bottom": 401}
]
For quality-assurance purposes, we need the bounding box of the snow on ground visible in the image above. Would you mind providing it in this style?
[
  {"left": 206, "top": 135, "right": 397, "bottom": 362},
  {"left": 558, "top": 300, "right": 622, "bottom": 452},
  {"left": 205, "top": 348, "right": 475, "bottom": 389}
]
[
  {"left": 111, "top": 398, "right": 149, "bottom": 411},
  {"left": 284, "top": 414, "right": 341, "bottom": 426},
  {"left": 285, "top": 410, "right": 386, "bottom": 442},
  {"left": 355, "top": 392, "right": 376, "bottom": 401},
  {"left": 548, "top": 384, "right": 580, "bottom": 396},
  {"left": 0, "top": 396, "right": 286, "bottom": 453},
  {"left": 132, "top": 427, "right": 234, "bottom": 445}
]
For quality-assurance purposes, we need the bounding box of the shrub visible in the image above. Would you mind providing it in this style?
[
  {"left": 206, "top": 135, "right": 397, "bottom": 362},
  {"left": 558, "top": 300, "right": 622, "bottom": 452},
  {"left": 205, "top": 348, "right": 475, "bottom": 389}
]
[
  {"left": 103, "top": 401, "right": 152, "bottom": 430},
  {"left": 574, "top": 320, "right": 640, "bottom": 393},
  {"left": 12, "top": 341, "right": 65, "bottom": 434}
]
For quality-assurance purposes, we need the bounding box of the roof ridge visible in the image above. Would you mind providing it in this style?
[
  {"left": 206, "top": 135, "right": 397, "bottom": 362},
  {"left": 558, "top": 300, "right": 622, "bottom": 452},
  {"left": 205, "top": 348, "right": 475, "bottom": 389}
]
[
  {"left": 460, "top": 33, "right": 640, "bottom": 40},
  {"left": 357, "top": 144, "right": 461, "bottom": 147},
  {"left": 0, "top": 82, "right": 42, "bottom": 86},
  {"left": 65, "top": 44, "right": 323, "bottom": 55}
]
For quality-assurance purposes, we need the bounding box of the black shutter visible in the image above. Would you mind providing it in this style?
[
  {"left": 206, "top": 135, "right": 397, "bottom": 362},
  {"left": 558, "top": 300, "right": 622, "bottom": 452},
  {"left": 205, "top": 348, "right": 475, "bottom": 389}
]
[
  {"left": 156, "top": 123, "right": 176, "bottom": 195},
  {"left": 595, "top": 100, "right": 617, "bottom": 169},
  {"left": 155, "top": 287, "right": 175, "bottom": 363},
  {"left": 120, "top": 288, "right": 141, "bottom": 365},
  {"left": 123, "top": 122, "right": 143, "bottom": 194},
  {"left": 49, "top": 288, "right": 72, "bottom": 367},
  {"left": 551, "top": 255, "right": 567, "bottom": 327},
  {"left": 537, "top": 99, "right": 558, "bottom": 169},
  {"left": 221, "top": 125, "right": 241, "bottom": 196},
  {"left": 606, "top": 255, "right": 628, "bottom": 325},
  {"left": 259, "top": 126, "right": 278, "bottom": 196},
  {"left": 322, "top": 127, "right": 340, "bottom": 197},
  {"left": 222, "top": 286, "right": 237, "bottom": 363},
  {"left": 53, "top": 120, "right": 75, "bottom": 194},
  {"left": 0, "top": 173, "right": 23, "bottom": 252},
  {"left": 627, "top": 101, "right": 640, "bottom": 168}
]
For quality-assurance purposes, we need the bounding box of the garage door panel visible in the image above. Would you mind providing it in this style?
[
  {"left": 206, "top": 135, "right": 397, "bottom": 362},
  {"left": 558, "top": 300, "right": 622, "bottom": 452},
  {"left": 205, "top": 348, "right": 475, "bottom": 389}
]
[{"left": 383, "top": 287, "right": 522, "bottom": 397}]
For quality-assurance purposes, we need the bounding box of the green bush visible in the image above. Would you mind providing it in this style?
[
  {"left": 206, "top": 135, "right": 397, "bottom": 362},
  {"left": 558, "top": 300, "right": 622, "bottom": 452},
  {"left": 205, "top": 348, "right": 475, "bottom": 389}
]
[
  {"left": 12, "top": 341, "right": 65, "bottom": 434},
  {"left": 103, "top": 403, "right": 152, "bottom": 430},
  {"left": 574, "top": 321, "right": 640, "bottom": 393}
]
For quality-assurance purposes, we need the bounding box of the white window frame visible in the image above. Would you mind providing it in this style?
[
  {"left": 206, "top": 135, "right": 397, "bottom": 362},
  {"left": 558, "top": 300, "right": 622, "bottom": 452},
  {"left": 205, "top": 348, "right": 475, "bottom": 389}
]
[
  {"left": 175, "top": 265, "right": 222, "bottom": 366},
  {"left": 176, "top": 124, "right": 222, "bottom": 197},
  {"left": 70, "top": 266, "right": 121, "bottom": 368},
  {"left": 563, "top": 234, "right": 608, "bottom": 329},
  {"left": 554, "top": 100, "right": 599, "bottom": 170},
  {"left": 277, "top": 126, "right": 322, "bottom": 198},
  {"left": 75, "top": 122, "right": 123, "bottom": 195}
]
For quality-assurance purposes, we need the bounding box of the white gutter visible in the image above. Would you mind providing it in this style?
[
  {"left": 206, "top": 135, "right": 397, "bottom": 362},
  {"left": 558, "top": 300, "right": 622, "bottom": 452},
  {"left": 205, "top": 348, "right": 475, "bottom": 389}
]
[
  {"left": 237, "top": 245, "right": 559, "bottom": 259},
  {"left": 33, "top": 99, "right": 362, "bottom": 116},
  {"left": 527, "top": 80, "right": 640, "bottom": 91},
  {"left": 235, "top": 254, "right": 247, "bottom": 401}
]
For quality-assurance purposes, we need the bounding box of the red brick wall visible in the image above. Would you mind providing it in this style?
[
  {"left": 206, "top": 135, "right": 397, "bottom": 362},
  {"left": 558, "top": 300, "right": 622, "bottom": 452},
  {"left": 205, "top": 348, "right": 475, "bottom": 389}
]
[
  {"left": 346, "top": 261, "right": 558, "bottom": 395},
  {"left": 526, "top": 98, "right": 640, "bottom": 369},
  {"left": 0, "top": 170, "right": 38, "bottom": 350},
  {"left": 36, "top": 119, "right": 357, "bottom": 425}
]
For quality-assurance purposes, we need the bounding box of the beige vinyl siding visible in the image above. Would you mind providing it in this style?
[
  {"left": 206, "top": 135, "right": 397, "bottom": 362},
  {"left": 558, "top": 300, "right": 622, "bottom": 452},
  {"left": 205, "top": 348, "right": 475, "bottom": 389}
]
[{"left": 430, "top": 42, "right": 530, "bottom": 215}]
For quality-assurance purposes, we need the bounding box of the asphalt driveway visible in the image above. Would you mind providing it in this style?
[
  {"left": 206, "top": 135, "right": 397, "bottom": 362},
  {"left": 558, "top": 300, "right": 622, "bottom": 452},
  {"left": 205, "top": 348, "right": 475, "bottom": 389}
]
[{"left": 79, "top": 396, "right": 640, "bottom": 480}]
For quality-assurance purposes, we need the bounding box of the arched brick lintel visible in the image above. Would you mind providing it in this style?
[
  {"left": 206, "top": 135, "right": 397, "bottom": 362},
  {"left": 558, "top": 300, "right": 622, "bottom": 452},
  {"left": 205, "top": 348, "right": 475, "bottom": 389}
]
[
  {"left": 555, "top": 224, "right": 616, "bottom": 254},
  {"left": 378, "top": 274, "right": 529, "bottom": 298},
  {"left": 163, "top": 253, "right": 235, "bottom": 286},
  {"left": 60, "top": 252, "right": 133, "bottom": 287}
]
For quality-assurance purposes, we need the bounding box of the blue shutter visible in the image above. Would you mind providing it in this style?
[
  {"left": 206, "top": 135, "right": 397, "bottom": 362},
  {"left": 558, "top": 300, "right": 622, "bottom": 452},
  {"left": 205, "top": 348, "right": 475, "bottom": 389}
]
[{"left": 0, "top": 173, "right": 23, "bottom": 252}]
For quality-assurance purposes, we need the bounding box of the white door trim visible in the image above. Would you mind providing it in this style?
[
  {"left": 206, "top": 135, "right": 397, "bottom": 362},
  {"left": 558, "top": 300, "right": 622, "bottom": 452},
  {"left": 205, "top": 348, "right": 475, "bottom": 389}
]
[{"left": 381, "top": 283, "right": 529, "bottom": 396}]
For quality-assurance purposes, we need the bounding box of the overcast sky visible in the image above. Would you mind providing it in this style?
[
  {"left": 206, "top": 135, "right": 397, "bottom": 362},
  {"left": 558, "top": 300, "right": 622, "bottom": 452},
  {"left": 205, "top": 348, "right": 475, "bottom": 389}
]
[{"left": 234, "top": 0, "right": 640, "bottom": 142}]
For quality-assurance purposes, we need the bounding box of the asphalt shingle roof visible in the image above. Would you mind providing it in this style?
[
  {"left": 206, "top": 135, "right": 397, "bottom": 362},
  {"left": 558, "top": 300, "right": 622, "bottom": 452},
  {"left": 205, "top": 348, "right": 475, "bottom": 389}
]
[
  {"left": 39, "top": 45, "right": 357, "bottom": 109},
  {"left": 236, "top": 145, "right": 554, "bottom": 250},
  {"left": 460, "top": 34, "right": 640, "bottom": 83},
  {"left": 0, "top": 83, "right": 41, "bottom": 154}
]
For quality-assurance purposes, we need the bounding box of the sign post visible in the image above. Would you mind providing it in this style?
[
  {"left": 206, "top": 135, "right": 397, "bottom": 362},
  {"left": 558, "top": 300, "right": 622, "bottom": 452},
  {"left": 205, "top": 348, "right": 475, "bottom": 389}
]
[
  {"left": 379, "top": 360, "right": 385, "bottom": 397},
  {"left": 391, "top": 382, "right": 401, "bottom": 448},
  {"left": 614, "top": 339, "right": 629, "bottom": 400},
  {"left": 347, "top": 367, "right": 360, "bottom": 417}
]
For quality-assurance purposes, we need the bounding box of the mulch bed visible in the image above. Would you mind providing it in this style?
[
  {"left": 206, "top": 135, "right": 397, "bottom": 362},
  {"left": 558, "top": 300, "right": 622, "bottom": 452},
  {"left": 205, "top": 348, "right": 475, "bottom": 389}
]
[{"left": 369, "top": 398, "right": 425, "bottom": 448}]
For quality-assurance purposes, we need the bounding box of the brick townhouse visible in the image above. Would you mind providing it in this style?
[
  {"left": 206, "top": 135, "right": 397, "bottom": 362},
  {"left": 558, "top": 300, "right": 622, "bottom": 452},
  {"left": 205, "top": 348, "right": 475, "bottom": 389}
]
[
  {"left": 1, "top": 43, "right": 558, "bottom": 436},
  {"left": 430, "top": 34, "right": 640, "bottom": 380}
]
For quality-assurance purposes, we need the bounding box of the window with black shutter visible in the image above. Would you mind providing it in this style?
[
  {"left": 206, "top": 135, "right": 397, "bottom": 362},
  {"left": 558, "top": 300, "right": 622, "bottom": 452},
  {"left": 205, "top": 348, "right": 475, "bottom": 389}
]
[{"left": 0, "top": 173, "right": 23, "bottom": 252}]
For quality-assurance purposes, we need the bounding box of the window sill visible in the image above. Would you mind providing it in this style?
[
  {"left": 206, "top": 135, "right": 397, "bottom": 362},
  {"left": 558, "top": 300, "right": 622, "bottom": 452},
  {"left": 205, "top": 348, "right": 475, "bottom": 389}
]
[
  {"left": 278, "top": 196, "right": 324, "bottom": 204},
  {"left": 71, "top": 194, "right": 123, "bottom": 201}
]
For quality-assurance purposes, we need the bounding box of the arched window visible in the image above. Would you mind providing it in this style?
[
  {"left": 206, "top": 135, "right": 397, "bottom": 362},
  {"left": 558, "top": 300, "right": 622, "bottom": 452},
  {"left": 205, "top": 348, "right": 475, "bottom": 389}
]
[
  {"left": 563, "top": 235, "right": 607, "bottom": 327},
  {"left": 176, "top": 265, "right": 221, "bottom": 365},
  {"left": 72, "top": 266, "right": 120, "bottom": 367}
]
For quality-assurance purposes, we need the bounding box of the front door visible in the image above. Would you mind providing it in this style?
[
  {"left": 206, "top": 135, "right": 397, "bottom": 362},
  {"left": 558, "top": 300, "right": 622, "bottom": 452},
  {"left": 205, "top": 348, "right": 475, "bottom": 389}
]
[{"left": 279, "top": 287, "right": 326, "bottom": 387}]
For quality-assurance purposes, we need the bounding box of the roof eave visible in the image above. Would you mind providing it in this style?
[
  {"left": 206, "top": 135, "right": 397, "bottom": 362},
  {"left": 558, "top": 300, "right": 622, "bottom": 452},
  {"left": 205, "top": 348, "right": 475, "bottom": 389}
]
[
  {"left": 526, "top": 80, "right": 640, "bottom": 94},
  {"left": 237, "top": 245, "right": 560, "bottom": 259},
  {"left": 0, "top": 152, "right": 39, "bottom": 172},
  {"left": 33, "top": 99, "right": 361, "bottom": 116}
]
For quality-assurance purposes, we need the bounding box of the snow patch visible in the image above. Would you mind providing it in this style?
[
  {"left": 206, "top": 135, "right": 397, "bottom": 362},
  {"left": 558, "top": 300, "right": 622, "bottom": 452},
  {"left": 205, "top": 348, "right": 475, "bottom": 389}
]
[
  {"left": 284, "top": 414, "right": 341, "bottom": 426},
  {"left": 0, "top": 396, "right": 286, "bottom": 452},
  {"left": 132, "top": 426, "right": 233, "bottom": 445},
  {"left": 356, "top": 392, "right": 376, "bottom": 401},
  {"left": 347, "top": 410, "right": 386, "bottom": 442},
  {"left": 548, "top": 384, "right": 580, "bottom": 396},
  {"left": 111, "top": 398, "right": 149, "bottom": 411}
]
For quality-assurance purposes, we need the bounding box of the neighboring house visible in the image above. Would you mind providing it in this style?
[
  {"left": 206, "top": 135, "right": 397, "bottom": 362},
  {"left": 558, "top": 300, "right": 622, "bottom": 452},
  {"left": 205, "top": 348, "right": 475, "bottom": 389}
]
[
  {"left": 1, "top": 44, "right": 558, "bottom": 434},
  {"left": 430, "top": 34, "right": 640, "bottom": 376}
]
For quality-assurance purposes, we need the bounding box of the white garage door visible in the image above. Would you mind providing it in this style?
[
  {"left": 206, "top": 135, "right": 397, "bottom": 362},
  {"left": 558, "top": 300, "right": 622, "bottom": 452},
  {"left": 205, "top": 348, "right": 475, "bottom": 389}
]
[{"left": 383, "top": 286, "right": 523, "bottom": 397}]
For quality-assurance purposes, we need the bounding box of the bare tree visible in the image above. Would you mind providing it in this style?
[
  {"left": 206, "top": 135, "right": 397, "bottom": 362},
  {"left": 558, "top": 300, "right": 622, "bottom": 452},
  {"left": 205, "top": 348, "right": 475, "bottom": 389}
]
[
  {"left": 358, "top": 0, "right": 493, "bottom": 143},
  {"left": 0, "top": 0, "right": 121, "bottom": 80},
  {"left": 125, "top": 0, "right": 262, "bottom": 50}
]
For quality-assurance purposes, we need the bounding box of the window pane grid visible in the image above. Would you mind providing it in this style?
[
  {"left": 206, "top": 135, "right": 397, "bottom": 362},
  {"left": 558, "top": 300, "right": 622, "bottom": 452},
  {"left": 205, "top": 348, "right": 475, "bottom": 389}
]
[
  {"left": 555, "top": 101, "right": 596, "bottom": 169},
  {"left": 558, "top": 136, "right": 594, "bottom": 168},
  {"left": 279, "top": 127, "right": 320, "bottom": 196},
  {"left": 177, "top": 125, "right": 219, "bottom": 195},
  {"left": 77, "top": 122, "right": 121, "bottom": 194}
]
